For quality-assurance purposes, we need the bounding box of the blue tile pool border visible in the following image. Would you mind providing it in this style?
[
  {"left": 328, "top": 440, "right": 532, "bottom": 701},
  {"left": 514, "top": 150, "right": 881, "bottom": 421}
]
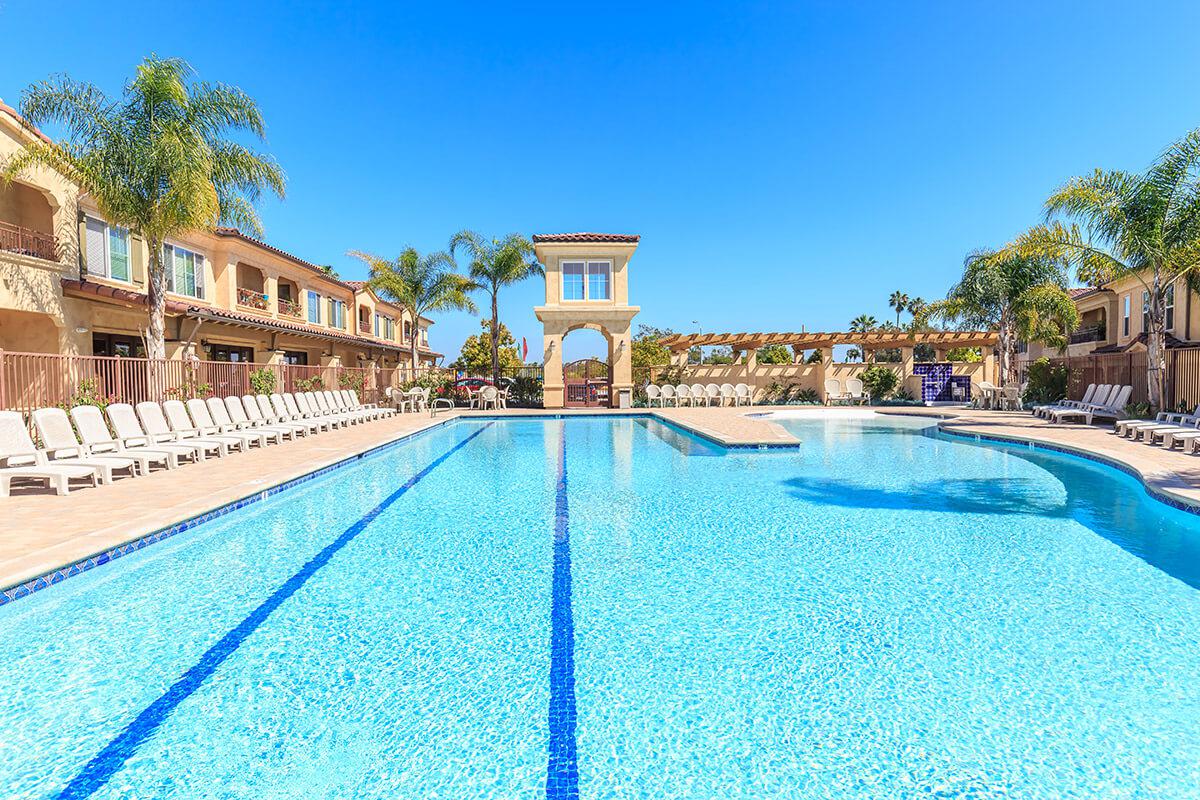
[
  {"left": 935, "top": 424, "right": 1200, "bottom": 516},
  {"left": 0, "top": 416, "right": 464, "bottom": 608}
]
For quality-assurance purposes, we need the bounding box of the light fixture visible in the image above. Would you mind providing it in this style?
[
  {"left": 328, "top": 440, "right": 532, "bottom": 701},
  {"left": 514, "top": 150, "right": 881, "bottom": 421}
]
[{"left": 73, "top": 326, "right": 88, "bottom": 334}]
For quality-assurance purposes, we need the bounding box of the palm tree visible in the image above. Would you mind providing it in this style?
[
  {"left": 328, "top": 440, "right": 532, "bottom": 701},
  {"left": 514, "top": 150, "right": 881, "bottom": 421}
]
[
  {"left": 888, "top": 291, "right": 910, "bottom": 325},
  {"left": 449, "top": 230, "right": 543, "bottom": 384},
  {"left": 1007, "top": 130, "right": 1200, "bottom": 408},
  {"left": 0, "top": 57, "right": 285, "bottom": 359},
  {"left": 919, "top": 249, "right": 1079, "bottom": 386},
  {"left": 849, "top": 314, "right": 878, "bottom": 332},
  {"left": 349, "top": 248, "right": 477, "bottom": 371}
]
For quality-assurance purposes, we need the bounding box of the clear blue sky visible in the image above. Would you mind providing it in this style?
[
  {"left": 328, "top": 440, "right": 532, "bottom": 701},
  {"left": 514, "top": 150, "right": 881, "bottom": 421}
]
[{"left": 3, "top": 1, "right": 1198, "bottom": 361}]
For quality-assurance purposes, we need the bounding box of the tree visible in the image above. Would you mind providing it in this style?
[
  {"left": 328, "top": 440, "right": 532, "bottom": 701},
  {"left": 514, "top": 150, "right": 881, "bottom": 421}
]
[
  {"left": 704, "top": 346, "right": 734, "bottom": 365},
  {"left": 1, "top": 57, "right": 285, "bottom": 359},
  {"left": 449, "top": 230, "right": 543, "bottom": 385},
  {"left": 349, "top": 247, "right": 477, "bottom": 370},
  {"left": 849, "top": 314, "right": 878, "bottom": 332},
  {"left": 452, "top": 319, "right": 522, "bottom": 374},
  {"left": 757, "top": 344, "right": 791, "bottom": 364},
  {"left": 1007, "top": 130, "right": 1200, "bottom": 407},
  {"left": 632, "top": 324, "right": 674, "bottom": 369},
  {"left": 919, "top": 249, "right": 1079, "bottom": 386},
  {"left": 889, "top": 291, "right": 910, "bottom": 326}
]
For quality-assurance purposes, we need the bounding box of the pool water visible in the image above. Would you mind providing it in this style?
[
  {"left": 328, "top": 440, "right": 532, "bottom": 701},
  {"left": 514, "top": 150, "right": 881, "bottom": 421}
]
[{"left": 1, "top": 415, "right": 1199, "bottom": 799}]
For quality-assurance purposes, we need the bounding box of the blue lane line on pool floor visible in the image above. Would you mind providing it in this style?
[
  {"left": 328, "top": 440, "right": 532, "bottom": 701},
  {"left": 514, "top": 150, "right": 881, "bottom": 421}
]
[
  {"left": 546, "top": 422, "right": 580, "bottom": 799},
  {"left": 55, "top": 423, "right": 493, "bottom": 800}
]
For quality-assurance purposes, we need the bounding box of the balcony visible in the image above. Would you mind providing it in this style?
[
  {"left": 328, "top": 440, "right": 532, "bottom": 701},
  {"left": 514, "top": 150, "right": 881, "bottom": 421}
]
[
  {"left": 359, "top": 319, "right": 372, "bottom": 335},
  {"left": 278, "top": 297, "right": 302, "bottom": 318},
  {"left": 1069, "top": 323, "right": 1107, "bottom": 344},
  {"left": 0, "top": 220, "right": 57, "bottom": 262},
  {"left": 236, "top": 287, "right": 270, "bottom": 311}
]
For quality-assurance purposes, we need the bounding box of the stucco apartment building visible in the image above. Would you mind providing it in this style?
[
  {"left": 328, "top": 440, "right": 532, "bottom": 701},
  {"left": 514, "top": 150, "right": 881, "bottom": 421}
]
[
  {"left": 1022, "top": 276, "right": 1200, "bottom": 364},
  {"left": 0, "top": 102, "right": 440, "bottom": 370}
]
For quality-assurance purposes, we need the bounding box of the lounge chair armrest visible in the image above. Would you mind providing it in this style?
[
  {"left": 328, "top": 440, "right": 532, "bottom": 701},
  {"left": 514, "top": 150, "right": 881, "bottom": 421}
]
[
  {"left": 119, "top": 435, "right": 152, "bottom": 447},
  {"left": 1, "top": 450, "right": 47, "bottom": 467}
]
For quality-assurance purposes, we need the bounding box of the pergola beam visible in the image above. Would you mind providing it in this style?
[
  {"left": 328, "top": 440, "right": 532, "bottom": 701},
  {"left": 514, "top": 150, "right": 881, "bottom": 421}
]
[{"left": 660, "top": 330, "right": 997, "bottom": 352}]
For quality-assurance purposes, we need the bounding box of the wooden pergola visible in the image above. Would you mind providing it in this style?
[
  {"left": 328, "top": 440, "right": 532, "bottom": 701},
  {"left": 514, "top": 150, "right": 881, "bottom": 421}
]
[{"left": 658, "top": 330, "right": 998, "bottom": 352}]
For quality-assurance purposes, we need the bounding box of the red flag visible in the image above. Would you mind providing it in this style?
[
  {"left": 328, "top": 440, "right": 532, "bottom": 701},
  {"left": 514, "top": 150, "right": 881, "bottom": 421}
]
[{"left": 521, "top": 337, "right": 528, "bottom": 362}]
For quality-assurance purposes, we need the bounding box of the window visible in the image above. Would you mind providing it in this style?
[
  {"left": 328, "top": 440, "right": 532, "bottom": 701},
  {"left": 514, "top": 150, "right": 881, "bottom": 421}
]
[
  {"left": 92, "top": 333, "right": 144, "bottom": 358},
  {"left": 375, "top": 314, "right": 394, "bottom": 340},
  {"left": 207, "top": 344, "right": 254, "bottom": 362},
  {"left": 1142, "top": 290, "right": 1151, "bottom": 333},
  {"left": 1166, "top": 283, "right": 1176, "bottom": 330},
  {"left": 84, "top": 217, "right": 131, "bottom": 281},
  {"left": 164, "top": 243, "right": 204, "bottom": 299},
  {"left": 327, "top": 298, "right": 346, "bottom": 329},
  {"left": 1122, "top": 295, "right": 1131, "bottom": 336},
  {"left": 562, "top": 261, "right": 585, "bottom": 300},
  {"left": 420, "top": 325, "right": 428, "bottom": 345},
  {"left": 282, "top": 351, "right": 308, "bottom": 366},
  {"left": 307, "top": 291, "right": 322, "bottom": 324},
  {"left": 587, "top": 261, "right": 611, "bottom": 300}
]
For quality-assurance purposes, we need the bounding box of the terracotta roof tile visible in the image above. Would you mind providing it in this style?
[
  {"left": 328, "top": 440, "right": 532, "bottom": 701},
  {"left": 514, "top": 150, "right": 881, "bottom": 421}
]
[{"left": 532, "top": 233, "right": 640, "bottom": 244}]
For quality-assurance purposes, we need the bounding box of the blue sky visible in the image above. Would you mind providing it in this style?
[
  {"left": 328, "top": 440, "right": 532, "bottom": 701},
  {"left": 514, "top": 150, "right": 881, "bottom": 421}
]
[{"left": 3, "top": 1, "right": 1199, "bottom": 360}]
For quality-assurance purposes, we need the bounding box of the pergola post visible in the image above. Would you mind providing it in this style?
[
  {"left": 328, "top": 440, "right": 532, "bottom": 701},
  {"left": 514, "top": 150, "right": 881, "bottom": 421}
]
[
  {"left": 744, "top": 347, "right": 758, "bottom": 372},
  {"left": 671, "top": 347, "right": 689, "bottom": 368}
]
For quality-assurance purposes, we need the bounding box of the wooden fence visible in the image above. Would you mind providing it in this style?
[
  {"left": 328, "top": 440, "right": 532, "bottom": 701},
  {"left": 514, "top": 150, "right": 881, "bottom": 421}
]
[{"left": 1024, "top": 347, "right": 1200, "bottom": 410}]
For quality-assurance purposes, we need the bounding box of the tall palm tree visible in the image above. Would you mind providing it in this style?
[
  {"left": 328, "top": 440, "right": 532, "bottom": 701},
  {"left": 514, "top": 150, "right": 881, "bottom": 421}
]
[
  {"left": 449, "top": 230, "right": 543, "bottom": 384},
  {"left": 919, "top": 249, "right": 1079, "bottom": 386},
  {"left": 906, "top": 296, "right": 929, "bottom": 332},
  {"left": 888, "top": 291, "right": 910, "bottom": 325},
  {"left": 349, "top": 248, "right": 478, "bottom": 371},
  {"left": 1007, "top": 130, "right": 1200, "bottom": 408},
  {"left": 849, "top": 314, "right": 878, "bottom": 332},
  {"left": 0, "top": 57, "right": 285, "bottom": 359}
]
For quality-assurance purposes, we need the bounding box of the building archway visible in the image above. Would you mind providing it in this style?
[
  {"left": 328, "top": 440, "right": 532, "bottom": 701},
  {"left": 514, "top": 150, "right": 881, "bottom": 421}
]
[{"left": 533, "top": 234, "right": 640, "bottom": 408}]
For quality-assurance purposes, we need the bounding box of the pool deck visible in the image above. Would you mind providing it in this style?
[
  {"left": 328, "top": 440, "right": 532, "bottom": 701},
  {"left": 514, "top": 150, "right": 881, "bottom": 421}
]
[{"left": 3, "top": 404, "right": 1200, "bottom": 598}]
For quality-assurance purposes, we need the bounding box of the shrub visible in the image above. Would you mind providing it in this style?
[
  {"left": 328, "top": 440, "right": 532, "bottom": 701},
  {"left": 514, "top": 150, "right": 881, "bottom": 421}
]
[
  {"left": 249, "top": 367, "right": 277, "bottom": 396},
  {"left": 296, "top": 375, "right": 324, "bottom": 392},
  {"left": 1021, "top": 357, "right": 1068, "bottom": 405},
  {"left": 1124, "top": 401, "right": 1153, "bottom": 419},
  {"left": 860, "top": 365, "right": 900, "bottom": 400},
  {"left": 59, "top": 379, "right": 119, "bottom": 414},
  {"left": 795, "top": 387, "right": 821, "bottom": 404},
  {"left": 338, "top": 371, "right": 364, "bottom": 392}
]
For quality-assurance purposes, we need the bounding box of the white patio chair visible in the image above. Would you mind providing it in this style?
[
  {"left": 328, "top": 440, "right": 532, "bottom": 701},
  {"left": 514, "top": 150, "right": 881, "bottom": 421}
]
[
  {"left": 645, "top": 384, "right": 663, "bottom": 407},
  {"left": 478, "top": 385, "right": 501, "bottom": 410},
  {"left": 675, "top": 384, "right": 694, "bottom": 407},
  {"left": 0, "top": 410, "right": 100, "bottom": 496},
  {"left": 690, "top": 383, "right": 708, "bottom": 406},
  {"left": 108, "top": 403, "right": 208, "bottom": 464},
  {"left": 704, "top": 383, "right": 721, "bottom": 406},
  {"left": 660, "top": 384, "right": 678, "bottom": 407},
  {"left": 734, "top": 383, "right": 753, "bottom": 406},
  {"left": 846, "top": 378, "right": 870, "bottom": 405},
  {"left": 720, "top": 383, "right": 737, "bottom": 406},
  {"left": 31, "top": 407, "right": 140, "bottom": 480},
  {"left": 71, "top": 404, "right": 178, "bottom": 471},
  {"left": 824, "top": 378, "right": 848, "bottom": 405}
]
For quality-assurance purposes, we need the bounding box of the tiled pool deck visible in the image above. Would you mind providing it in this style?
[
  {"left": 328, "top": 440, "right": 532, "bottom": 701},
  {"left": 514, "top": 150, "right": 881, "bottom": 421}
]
[{"left": 3, "top": 405, "right": 1200, "bottom": 597}]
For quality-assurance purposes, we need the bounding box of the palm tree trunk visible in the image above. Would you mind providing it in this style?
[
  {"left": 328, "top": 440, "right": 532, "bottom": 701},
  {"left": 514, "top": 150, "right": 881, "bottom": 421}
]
[
  {"left": 489, "top": 290, "right": 500, "bottom": 385},
  {"left": 145, "top": 235, "right": 167, "bottom": 361},
  {"left": 409, "top": 306, "right": 420, "bottom": 376},
  {"left": 1147, "top": 274, "right": 1166, "bottom": 409}
]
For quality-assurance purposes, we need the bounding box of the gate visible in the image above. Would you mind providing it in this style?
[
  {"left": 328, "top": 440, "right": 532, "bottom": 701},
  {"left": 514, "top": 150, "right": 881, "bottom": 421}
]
[{"left": 563, "top": 358, "right": 611, "bottom": 407}]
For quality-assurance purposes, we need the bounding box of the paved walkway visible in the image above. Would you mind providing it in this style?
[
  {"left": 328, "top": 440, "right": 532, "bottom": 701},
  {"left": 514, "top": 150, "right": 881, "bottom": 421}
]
[{"left": 3, "top": 404, "right": 1200, "bottom": 595}]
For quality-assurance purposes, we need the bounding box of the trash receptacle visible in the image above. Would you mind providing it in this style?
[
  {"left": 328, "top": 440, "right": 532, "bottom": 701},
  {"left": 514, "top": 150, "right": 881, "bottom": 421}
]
[{"left": 618, "top": 388, "right": 632, "bottom": 409}]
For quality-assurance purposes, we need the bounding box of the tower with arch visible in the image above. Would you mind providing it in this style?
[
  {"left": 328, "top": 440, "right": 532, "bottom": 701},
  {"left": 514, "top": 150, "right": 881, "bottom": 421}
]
[{"left": 533, "top": 233, "right": 640, "bottom": 408}]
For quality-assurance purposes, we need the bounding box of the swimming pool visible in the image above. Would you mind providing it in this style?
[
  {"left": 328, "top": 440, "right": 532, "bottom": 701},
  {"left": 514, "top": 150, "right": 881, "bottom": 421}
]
[{"left": 2, "top": 414, "right": 1199, "bottom": 798}]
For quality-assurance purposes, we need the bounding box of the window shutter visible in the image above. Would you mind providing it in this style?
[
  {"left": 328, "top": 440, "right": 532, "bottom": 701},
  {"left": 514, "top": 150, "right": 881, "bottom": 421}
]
[{"left": 85, "top": 218, "right": 107, "bottom": 277}]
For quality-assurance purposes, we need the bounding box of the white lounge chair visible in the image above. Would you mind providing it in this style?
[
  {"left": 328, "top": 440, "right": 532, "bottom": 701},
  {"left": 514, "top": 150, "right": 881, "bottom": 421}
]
[
  {"left": 660, "top": 384, "right": 678, "bottom": 407},
  {"left": 205, "top": 397, "right": 280, "bottom": 446},
  {"left": 734, "top": 383, "right": 754, "bottom": 406},
  {"left": 343, "top": 389, "right": 394, "bottom": 418},
  {"left": 321, "top": 391, "right": 371, "bottom": 423},
  {"left": 644, "top": 384, "right": 663, "bottom": 407},
  {"left": 846, "top": 378, "right": 870, "bottom": 406},
  {"left": 1037, "top": 384, "right": 1105, "bottom": 419},
  {"left": 71, "top": 404, "right": 178, "bottom": 470},
  {"left": 107, "top": 403, "right": 209, "bottom": 464},
  {"left": 255, "top": 395, "right": 321, "bottom": 436},
  {"left": 284, "top": 393, "right": 342, "bottom": 428},
  {"left": 295, "top": 393, "right": 352, "bottom": 427},
  {"left": 825, "top": 378, "right": 849, "bottom": 405},
  {"left": 149, "top": 401, "right": 239, "bottom": 456},
  {"left": 186, "top": 399, "right": 269, "bottom": 449},
  {"left": 332, "top": 390, "right": 384, "bottom": 421},
  {"left": 0, "top": 411, "right": 99, "bottom": 496},
  {"left": 30, "top": 407, "right": 139, "bottom": 480},
  {"left": 231, "top": 396, "right": 305, "bottom": 440},
  {"left": 1050, "top": 385, "right": 1132, "bottom": 425},
  {"left": 1115, "top": 403, "right": 1200, "bottom": 440},
  {"left": 308, "top": 392, "right": 360, "bottom": 424}
]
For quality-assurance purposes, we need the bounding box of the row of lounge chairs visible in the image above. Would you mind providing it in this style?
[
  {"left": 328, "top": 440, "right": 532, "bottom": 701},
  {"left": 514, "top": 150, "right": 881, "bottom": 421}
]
[
  {"left": 645, "top": 383, "right": 754, "bottom": 407},
  {"left": 0, "top": 390, "right": 392, "bottom": 497},
  {"left": 1113, "top": 402, "right": 1200, "bottom": 453},
  {"left": 1032, "top": 384, "right": 1133, "bottom": 425},
  {"left": 824, "top": 378, "right": 869, "bottom": 405}
]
